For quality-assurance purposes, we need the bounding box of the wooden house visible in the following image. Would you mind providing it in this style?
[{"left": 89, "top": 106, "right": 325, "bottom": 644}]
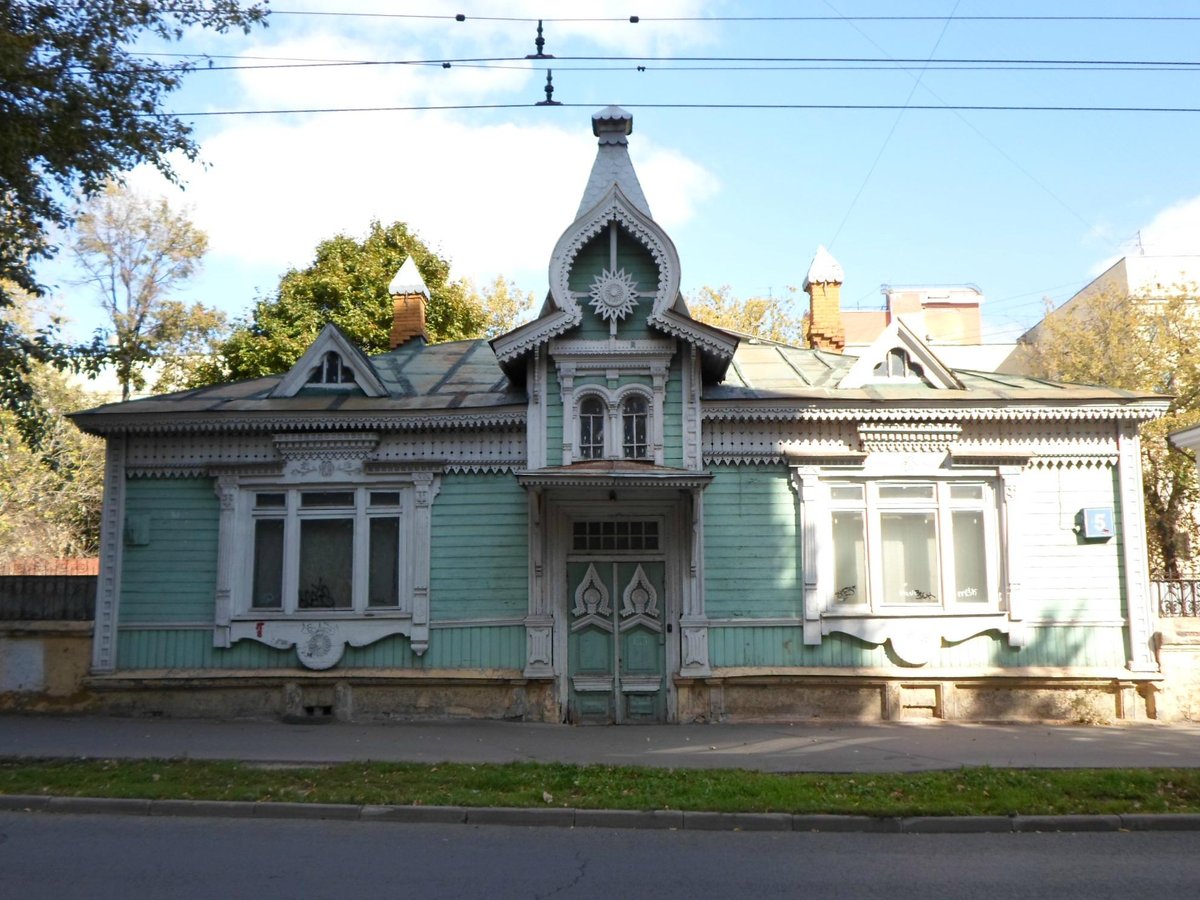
[{"left": 72, "top": 108, "right": 1168, "bottom": 723}]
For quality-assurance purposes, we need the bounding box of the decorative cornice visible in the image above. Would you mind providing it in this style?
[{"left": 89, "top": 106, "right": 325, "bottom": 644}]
[
  {"left": 274, "top": 432, "right": 379, "bottom": 460},
  {"left": 702, "top": 402, "right": 1169, "bottom": 423},
  {"left": 75, "top": 407, "right": 528, "bottom": 436},
  {"left": 858, "top": 421, "right": 962, "bottom": 454}
]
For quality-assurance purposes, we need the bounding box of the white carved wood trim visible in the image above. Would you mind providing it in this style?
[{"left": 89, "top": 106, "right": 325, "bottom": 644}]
[
  {"left": 527, "top": 349, "right": 546, "bottom": 470},
  {"left": 409, "top": 471, "right": 441, "bottom": 656},
  {"left": 683, "top": 346, "right": 702, "bottom": 471},
  {"left": 997, "top": 465, "right": 1027, "bottom": 648},
  {"left": 678, "top": 487, "right": 711, "bottom": 675},
  {"left": 838, "top": 317, "right": 964, "bottom": 391},
  {"left": 791, "top": 467, "right": 826, "bottom": 647},
  {"left": 92, "top": 435, "right": 127, "bottom": 673},
  {"left": 524, "top": 486, "right": 554, "bottom": 677},
  {"left": 702, "top": 402, "right": 1169, "bottom": 424},
  {"left": 817, "top": 614, "right": 1019, "bottom": 666},
  {"left": 212, "top": 475, "right": 238, "bottom": 648},
  {"left": 1117, "top": 423, "right": 1158, "bottom": 672},
  {"left": 229, "top": 619, "right": 413, "bottom": 670}
]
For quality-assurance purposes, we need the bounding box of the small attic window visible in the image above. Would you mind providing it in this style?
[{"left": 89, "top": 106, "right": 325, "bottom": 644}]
[
  {"left": 873, "top": 348, "right": 925, "bottom": 381},
  {"left": 308, "top": 352, "right": 355, "bottom": 385}
]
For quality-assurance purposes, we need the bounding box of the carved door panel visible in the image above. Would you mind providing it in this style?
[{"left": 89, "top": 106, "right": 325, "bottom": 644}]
[{"left": 567, "top": 560, "right": 666, "bottom": 724}]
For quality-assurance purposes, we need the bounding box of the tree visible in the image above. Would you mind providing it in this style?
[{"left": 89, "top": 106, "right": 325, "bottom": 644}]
[
  {"left": 0, "top": 295, "right": 104, "bottom": 565},
  {"left": 687, "top": 285, "right": 806, "bottom": 344},
  {"left": 71, "top": 182, "right": 225, "bottom": 401},
  {"left": 477, "top": 275, "right": 535, "bottom": 338},
  {"left": 1024, "top": 288, "right": 1200, "bottom": 578},
  {"left": 194, "top": 221, "right": 495, "bottom": 384},
  {"left": 0, "top": 1, "right": 266, "bottom": 422}
]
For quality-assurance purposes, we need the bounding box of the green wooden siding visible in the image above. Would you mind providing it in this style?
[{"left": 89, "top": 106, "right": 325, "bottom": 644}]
[
  {"left": 708, "top": 625, "right": 1127, "bottom": 669},
  {"left": 1019, "top": 467, "right": 1124, "bottom": 620},
  {"left": 115, "top": 625, "right": 525, "bottom": 670},
  {"left": 546, "top": 365, "right": 563, "bottom": 466},
  {"left": 430, "top": 473, "right": 528, "bottom": 621},
  {"left": 120, "top": 477, "right": 219, "bottom": 624},
  {"left": 703, "top": 465, "right": 801, "bottom": 618}
]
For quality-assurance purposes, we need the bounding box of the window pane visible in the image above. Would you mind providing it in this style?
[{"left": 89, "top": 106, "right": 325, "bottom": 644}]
[
  {"left": 251, "top": 519, "right": 284, "bottom": 609},
  {"left": 622, "top": 395, "right": 648, "bottom": 459},
  {"left": 369, "top": 491, "right": 401, "bottom": 507},
  {"left": 300, "top": 491, "right": 354, "bottom": 508},
  {"left": 880, "top": 512, "right": 938, "bottom": 603},
  {"left": 950, "top": 484, "right": 984, "bottom": 501},
  {"left": 580, "top": 396, "right": 605, "bottom": 459},
  {"left": 368, "top": 517, "right": 400, "bottom": 607},
  {"left": 298, "top": 519, "right": 353, "bottom": 608},
  {"left": 879, "top": 484, "right": 934, "bottom": 501},
  {"left": 254, "top": 493, "right": 286, "bottom": 508},
  {"left": 829, "top": 485, "right": 863, "bottom": 501},
  {"left": 831, "top": 511, "right": 866, "bottom": 604},
  {"left": 953, "top": 511, "right": 989, "bottom": 603}
]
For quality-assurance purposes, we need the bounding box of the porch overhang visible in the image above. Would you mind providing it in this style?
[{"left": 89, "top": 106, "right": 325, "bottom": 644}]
[{"left": 516, "top": 460, "right": 713, "bottom": 490}]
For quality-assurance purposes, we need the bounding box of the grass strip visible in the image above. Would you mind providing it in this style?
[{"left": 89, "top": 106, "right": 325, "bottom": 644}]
[{"left": 3, "top": 759, "right": 1200, "bottom": 817}]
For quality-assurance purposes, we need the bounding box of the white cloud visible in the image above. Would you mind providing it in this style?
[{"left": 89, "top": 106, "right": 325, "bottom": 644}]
[
  {"left": 151, "top": 110, "right": 715, "bottom": 291},
  {"left": 1089, "top": 194, "right": 1200, "bottom": 276}
]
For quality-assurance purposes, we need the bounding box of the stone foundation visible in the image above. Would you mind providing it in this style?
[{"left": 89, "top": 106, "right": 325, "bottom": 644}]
[
  {"left": 678, "top": 670, "right": 1160, "bottom": 724},
  {"left": 77, "top": 670, "right": 558, "bottom": 723},
  {"left": 0, "top": 622, "right": 95, "bottom": 712},
  {"left": 1154, "top": 619, "right": 1200, "bottom": 721}
]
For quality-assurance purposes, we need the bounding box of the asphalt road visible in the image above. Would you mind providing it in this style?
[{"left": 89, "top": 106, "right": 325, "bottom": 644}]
[{"left": 1, "top": 812, "right": 1197, "bottom": 900}]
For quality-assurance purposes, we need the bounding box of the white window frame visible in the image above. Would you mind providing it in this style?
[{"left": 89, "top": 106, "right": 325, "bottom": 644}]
[
  {"left": 825, "top": 478, "right": 1000, "bottom": 615},
  {"left": 240, "top": 485, "right": 415, "bottom": 618}
]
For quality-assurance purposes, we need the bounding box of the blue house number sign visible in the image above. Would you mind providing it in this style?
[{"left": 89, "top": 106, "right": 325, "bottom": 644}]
[{"left": 1080, "top": 507, "right": 1114, "bottom": 541}]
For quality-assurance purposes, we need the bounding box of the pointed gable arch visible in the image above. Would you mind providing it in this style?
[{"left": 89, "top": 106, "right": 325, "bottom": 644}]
[
  {"left": 270, "top": 323, "right": 389, "bottom": 399},
  {"left": 548, "top": 183, "right": 681, "bottom": 323},
  {"left": 838, "top": 317, "right": 964, "bottom": 390}
]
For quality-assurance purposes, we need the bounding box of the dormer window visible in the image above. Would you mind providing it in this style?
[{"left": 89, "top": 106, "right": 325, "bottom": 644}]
[
  {"left": 622, "top": 394, "right": 648, "bottom": 459},
  {"left": 874, "top": 348, "right": 924, "bottom": 381},
  {"left": 309, "top": 352, "right": 355, "bottom": 385},
  {"left": 579, "top": 396, "right": 605, "bottom": 460}
]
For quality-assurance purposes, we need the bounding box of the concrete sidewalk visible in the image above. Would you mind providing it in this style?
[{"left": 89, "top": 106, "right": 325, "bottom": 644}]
[{"left": 2, "top": 715, "right": 1199, "bottom": 772}]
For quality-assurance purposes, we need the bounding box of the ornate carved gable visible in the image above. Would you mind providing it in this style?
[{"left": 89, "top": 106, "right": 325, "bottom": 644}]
[
  {"left": 838, "top": 317, "right": 964, "bottom": 391},
  {"left": 270, "top": 323, "right": 388, "bottom": 399}
]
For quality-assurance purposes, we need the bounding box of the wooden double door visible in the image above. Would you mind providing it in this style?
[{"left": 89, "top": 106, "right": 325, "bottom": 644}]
[{"left": 566, "top": 557, "right": 667, "bottom": 724}]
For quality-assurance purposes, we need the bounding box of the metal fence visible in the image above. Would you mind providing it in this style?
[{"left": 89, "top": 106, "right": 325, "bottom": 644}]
[
  {"left": 1152, "top": 580, "right": 1200, "bottom": 617},
  {"left": 0, "top": 560, "right": 97, "bottom": 621}
]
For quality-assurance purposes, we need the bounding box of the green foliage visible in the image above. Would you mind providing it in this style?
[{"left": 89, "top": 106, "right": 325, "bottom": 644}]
[
  {"left": 0, "top": 331, "right": 104, "bottom": 564},
  {"left": 4, "top": 759, "right": 1200, "bottom": 816},
  {"left": 1025, "top": 288, "right": 1200, "bottom": 577},
  {"left": 0, "top": 1, "right": 265, "bottom": 421},
  {"left": 687, "top": 285, "right": 805, "bottom": 344},
  {"left": 71, "top": 182, "right": 225, "bottom": 400},
  {"left": 195, "top": 221, "right": 503, "bottom": 384},
  {"left": 0, "top": 0, "right": 268, "bottom": 301}
]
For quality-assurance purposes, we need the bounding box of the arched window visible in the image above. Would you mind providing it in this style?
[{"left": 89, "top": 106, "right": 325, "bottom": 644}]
[
  {"left": 873, "top": 348, "right": 924, "bottom": 380},
  {"left": 579, "top": 396, "right": 605, "bottom": 460},
  {"left": 621, "top": 394, "right": 648, "bottom": 459},
  {"left": 308, "top": 351, "right": 355, "bottom": 385}
]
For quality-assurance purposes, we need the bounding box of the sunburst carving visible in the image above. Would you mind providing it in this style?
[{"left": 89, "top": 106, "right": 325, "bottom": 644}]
[{"left": 588, "top": 267, "right": 640, "bottom": 323}]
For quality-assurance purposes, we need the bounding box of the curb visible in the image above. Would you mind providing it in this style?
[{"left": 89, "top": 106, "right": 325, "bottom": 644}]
[{"left": 2, "top": 794, "right": 1199, "bottom": 833}]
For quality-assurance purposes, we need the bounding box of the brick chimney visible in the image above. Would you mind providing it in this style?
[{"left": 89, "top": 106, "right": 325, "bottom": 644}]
[
  {"left": 804, "top": 245, "right": 845, "bottom": 352},
  {"left": 388, "top": 257, "right": 430, "bottom": 348}
]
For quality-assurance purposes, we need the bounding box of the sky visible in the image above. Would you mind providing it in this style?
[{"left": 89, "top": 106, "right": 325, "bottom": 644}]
[{"left": 35, "top": 0, "right": 1200, "bottom": 346}]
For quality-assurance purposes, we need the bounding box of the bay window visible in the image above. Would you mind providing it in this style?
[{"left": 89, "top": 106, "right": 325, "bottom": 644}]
[{"left": 828, "top": 480, "right": 996, "bottom": 612}]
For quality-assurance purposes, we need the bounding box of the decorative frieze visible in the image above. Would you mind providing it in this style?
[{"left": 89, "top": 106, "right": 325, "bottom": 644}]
[{"left": 857, "top": 421, "right": 962, "bottom": 454}]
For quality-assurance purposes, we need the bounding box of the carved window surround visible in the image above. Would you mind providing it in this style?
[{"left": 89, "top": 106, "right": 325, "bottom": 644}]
[
  {"left": 212, "top": 445, "right": 441, "bottom": 668},
  {"left": 791, "top": 460, "right": 1029, "bottom": 667},
  {"left": 552, "top": 340, "right": 674, "bottom": 466}
]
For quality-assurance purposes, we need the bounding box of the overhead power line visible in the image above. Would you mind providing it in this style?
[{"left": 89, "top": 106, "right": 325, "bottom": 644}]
[
  {"left": 160, "top": 102, "right": 1200, "bottom": 118},
  {"left": 265, "top": 10, "right": 1200, "bottom": 24}
]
